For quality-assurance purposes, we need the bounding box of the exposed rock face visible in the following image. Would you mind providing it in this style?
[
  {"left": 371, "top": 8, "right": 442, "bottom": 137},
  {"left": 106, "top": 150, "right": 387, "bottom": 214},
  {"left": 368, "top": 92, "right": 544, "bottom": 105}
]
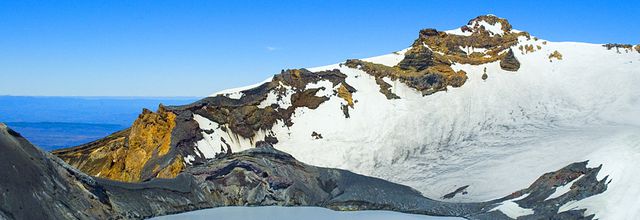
[
  {"left": 0, "top": 123, "right": 222, "bottom": 219},
  {"left": 603, "top": 43, "right": 634, "bottom": 53},
  {"left": 183, "top": 144, "right": 484, "bottom": 216},
  {"left": 173, "top": 68, "right": 355, "bottom": 136},
  {"left": 397, "top": 43, "right": 436, "bottom": 71},
  {"left": 482, "top": 67, "right": 488, "bottom": 80},
  {"left": 409, "top": 15, "right": 527, "bottom": 68},
  {"left": 53, "top": 106, "right": 185, "bottom": 182},
  {"left": 345, "top": 59, "right": 467, "bottom": 96},
  {"left": 344, "top": 15, "right": 527, "bottom": 96},
  {"left": 500, "top": 49, "right": 520, "bottom": 71},
  {"left": 54, "top": 68, "right": 357, "bottom": 181},
  {"left": 549, "top": 50, "right": 563, "bottom": 61},
  {"left": 475, "top": 162, "right": 608, "bottom": 220}
]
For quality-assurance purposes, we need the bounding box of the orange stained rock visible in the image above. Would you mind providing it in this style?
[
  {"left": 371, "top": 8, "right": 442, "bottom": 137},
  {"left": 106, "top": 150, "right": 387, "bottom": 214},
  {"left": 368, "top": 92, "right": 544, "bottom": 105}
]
[
  {"left": 337, "top": 84, "right": 354, "bottom": 107},
  {"left": 156, "top": 156, "right": 185, "bottom": 179},
  {"left": 52, "top": 108, "right": 180, "bottom": 182},
  {"left": 549, "top": 50, "right": 563, "bottom": 60}
]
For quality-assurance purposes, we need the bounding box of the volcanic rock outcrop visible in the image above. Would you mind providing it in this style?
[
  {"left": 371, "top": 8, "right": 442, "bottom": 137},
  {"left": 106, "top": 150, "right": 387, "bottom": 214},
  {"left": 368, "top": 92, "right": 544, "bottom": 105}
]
[
  {"left": 0, "top": 123, "right": 216, "bottom": 219},
  {"left": 52, "top": 106, "right": 185, "bottom": 182}
]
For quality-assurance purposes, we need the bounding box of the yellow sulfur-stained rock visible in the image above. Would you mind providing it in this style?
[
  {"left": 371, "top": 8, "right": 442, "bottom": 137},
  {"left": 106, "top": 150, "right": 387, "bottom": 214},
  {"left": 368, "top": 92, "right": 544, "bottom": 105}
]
[
  {"left": 53, "top": 107, "right": 180, "bottom": 182},
  {"left": 337, "top": 84, "right": 354, "bottom": 107},
  {"left": 156, "top": 156, "right": 185, "bottom": 179}
]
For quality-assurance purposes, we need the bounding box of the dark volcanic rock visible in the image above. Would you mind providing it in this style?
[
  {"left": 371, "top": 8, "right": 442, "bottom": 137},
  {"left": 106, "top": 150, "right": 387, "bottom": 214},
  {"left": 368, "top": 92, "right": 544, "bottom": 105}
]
[
  {"left": 443, "top": 185, "right": 469, "bottom": 199},
  {"left": 397, "top": 45, "right": 435, "bottom": 71},
  {"left": 499, "top": 49, "right": 520, "bottom": 71},
  {"left": 0, "top": 123, "right": 116, "bottom": 220},
  {"left": 0, "top": 123, "right": 216, "bottom": 220},
  {"left": 185, "top": 144, "right": 485, "bottom": 216},
  {"left": 95, "top": 175, "right": 214, "bottom": 219},
  {"left": 478, "top": 162, "right": 608, "bottom": 220}
]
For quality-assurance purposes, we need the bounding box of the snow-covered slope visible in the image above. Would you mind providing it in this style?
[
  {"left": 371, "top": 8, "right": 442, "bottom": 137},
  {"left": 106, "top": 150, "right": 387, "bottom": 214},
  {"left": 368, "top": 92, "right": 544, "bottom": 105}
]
[{"left": 202, "top": 19, "right": 640, "bottom": 219}]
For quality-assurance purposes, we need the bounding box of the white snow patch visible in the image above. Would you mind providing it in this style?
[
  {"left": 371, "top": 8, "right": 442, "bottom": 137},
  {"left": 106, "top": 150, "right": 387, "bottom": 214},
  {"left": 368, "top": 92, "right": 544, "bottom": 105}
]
[
  {"left": 193, "top": 113, "right": 276, "bottom": 157},
  {"left": 226, "top": 92, "right": 243, "bottom": 99},
  {"left": 184, "top": 155, "right": 196, "bottom": 165},
  {"left": 545, "top": 175, "right": 583, "bottom": 200},
  {"left": 445, "top": 27, "right": 472, "bottom": 36},
  {"left": 490, "top": 194, "right": 534, "bottom": 218},
  {"left": 459, "top": 46, "right": 488, "bottom": 55},
  {"left": 476, "top": 20, "right": 504, "bottom": 36},
  {"left": 305, "top": 80, "right": 336, "bottom": 97},
  {"left": 193, "top": 114, "right": 222, "bottom": 158},
  {"left": 258, "top": 82, "right": 294, "bottom": 109}
]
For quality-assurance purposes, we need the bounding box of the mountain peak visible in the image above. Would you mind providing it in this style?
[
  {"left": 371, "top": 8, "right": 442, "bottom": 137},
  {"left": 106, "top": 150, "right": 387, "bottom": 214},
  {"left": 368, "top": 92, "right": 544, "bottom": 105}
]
[
  {"left": 445, "top": 14, "right": 516, "bottom": 36},
  {"left": 467, "top": 14, "right": 512, "bottom": 32}
]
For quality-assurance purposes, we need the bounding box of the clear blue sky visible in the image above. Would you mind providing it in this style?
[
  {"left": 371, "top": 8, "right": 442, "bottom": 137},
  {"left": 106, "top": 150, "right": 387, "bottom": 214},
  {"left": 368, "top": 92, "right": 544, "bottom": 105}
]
[{"left": 1, "top": 0, "right": 638, "bottom": 97}]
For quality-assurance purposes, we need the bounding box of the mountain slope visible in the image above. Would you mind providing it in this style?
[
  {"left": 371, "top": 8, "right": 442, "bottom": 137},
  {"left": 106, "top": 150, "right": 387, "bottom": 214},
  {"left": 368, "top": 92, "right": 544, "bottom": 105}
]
[
  {"left": 0, "top": 123, "right": 611, "bottom": 219},
  {"left": 0, "top": 123, "right": 115, "bottom": 219},
  {"left": 53, "top": 15, "right": 640, "bottom": 219},
  {"left": 0, "top": 123, "right": 217, "bottom": 219}
]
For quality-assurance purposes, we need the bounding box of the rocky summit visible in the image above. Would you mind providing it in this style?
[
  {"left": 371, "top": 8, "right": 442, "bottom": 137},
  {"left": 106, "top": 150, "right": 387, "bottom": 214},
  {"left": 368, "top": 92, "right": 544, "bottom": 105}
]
[{"left": 5, "top": 14, "right": 639, "bottom": 219}]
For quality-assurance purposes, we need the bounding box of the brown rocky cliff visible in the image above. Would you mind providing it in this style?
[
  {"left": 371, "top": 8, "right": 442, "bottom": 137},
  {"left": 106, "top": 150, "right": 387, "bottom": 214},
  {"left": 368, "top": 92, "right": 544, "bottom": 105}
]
[{"left": 53, "top": 106, "right": 183, "bottom": 182}]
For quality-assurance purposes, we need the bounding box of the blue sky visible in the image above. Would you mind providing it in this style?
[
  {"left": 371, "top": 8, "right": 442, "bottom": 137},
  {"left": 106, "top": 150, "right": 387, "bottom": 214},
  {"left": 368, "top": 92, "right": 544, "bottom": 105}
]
[{"left": 1, "top": 0, "right": 638, "bottom": 97}]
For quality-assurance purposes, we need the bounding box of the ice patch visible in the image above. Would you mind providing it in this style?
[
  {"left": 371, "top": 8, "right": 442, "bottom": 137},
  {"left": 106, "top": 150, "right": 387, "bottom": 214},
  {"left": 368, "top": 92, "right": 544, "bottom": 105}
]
[
  {"left": 476, "top": 20, "right": 504, "bottom": 36},
  {"left": 184, "top": 155, "right": 196, "bottom": 165},
  {"left": 489, "top": 194, "right": 534, "bottom": 218},
  {"left": 445, "top": 28, "right": 472, "bottom": 36},
  {"left": 305, "top": 80, "right": 336, "bottom": 97},
  {"left": 546, "top": 175, "right": 583, "bottom": 200},
  {"left": 258, "top": 83, "right": 294, "bottom": 109}
]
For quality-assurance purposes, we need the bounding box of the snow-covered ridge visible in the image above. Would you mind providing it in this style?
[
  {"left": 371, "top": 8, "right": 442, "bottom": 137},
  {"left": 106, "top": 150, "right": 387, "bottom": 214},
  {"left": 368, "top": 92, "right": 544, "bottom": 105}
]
[
  {"left": 210, "top": 76, "right": 274, "bottom": 98},
  {"left": 191, "top": 16, "right": 640, "bottom": 219}
]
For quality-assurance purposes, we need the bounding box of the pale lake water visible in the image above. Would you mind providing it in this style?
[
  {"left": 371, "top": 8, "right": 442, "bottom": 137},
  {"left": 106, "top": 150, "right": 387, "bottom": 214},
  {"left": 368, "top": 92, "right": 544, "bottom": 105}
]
[{"left": 150, "top": 206, "right": 464, "bottom": 220}]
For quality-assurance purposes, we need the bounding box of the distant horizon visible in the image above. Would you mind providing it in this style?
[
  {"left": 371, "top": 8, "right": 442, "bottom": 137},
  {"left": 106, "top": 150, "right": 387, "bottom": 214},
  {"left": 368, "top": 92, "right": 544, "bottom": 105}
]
[
  {"left": 2, "top": 1, "right": 638, "bottom": 97},
  {"left": 0, "top": 95, "right": 202, "bottom": 99}
]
